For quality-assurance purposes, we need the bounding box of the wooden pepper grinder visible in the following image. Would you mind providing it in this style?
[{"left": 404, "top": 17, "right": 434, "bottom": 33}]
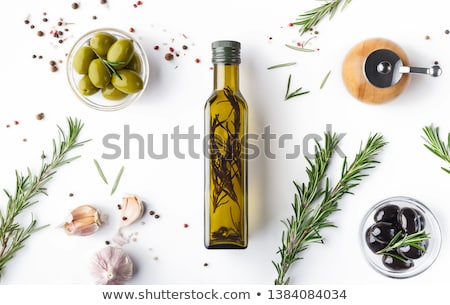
[{"left": 342, "top": 38, "right": 441, "bottom": 104}]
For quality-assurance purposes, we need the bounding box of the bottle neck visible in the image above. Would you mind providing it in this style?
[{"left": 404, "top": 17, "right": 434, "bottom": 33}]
[{"left": 213, "top": 63, "right": 240, "bottom": 90}]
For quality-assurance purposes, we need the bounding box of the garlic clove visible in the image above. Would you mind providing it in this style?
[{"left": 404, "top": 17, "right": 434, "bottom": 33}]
[
  {"left": 64, "top": 220, "right": 99, "bottom": 236},
  {"left": 70, "top": 205, "right": 99, "bottom": 222},
  {"left": 91, "top": 246, "right": 133, "bottom": 285},
  {"left": 64, "top": 204, "right": 103, "bottom": 236},
  {"left": 120, "top": 195, "right": 144, "bottom": 227}
]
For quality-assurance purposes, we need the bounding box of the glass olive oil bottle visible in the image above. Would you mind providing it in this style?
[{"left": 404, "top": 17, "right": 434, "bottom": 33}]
[{"left": 204, "top": 41, "right": 248, "bottom": 249}]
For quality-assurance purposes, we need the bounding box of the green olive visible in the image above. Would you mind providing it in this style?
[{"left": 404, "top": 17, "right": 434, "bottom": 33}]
[
  {"left": 102, "top": 83, "right": 128, "bottom": 100},
  {"left": 126, "top": 53, "right": 142, "bottom": 73},
  {"left": 78, "top": 75, "right": 100, "bottom": 96},
  {"left": 89, "top": 32, "right": 117, "bottom": 58},
  {"left": 72, "top": 46, "right": 96, "bottom": 74},
  {"left": 111, "top": 69, "right": 144, "bottom": 94},
  {"left": 107, "top": 39, "right": 134, "bottom": 69},
  {"left": 88, "top": 58, "right": 111, "bottom": 88}
]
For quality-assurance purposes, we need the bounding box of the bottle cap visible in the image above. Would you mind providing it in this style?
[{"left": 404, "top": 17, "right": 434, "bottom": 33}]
[{"left": 212, "top": 40, "right": 241, "bottom": 64}]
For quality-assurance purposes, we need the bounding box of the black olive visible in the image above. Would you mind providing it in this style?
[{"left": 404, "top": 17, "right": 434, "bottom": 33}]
[
  {"left": 382, "top": 252, "right": 414, "bottom": 270},
  {"left": 417, "top": 209, "right": 426, "bottom": 229},
  {"left": 374, "top": 204, "right": 400, "bottom": 224},
  {"left": 367, "top": 222, "right": 399, "bottom": 244},
  {"left": 398, "top": 240, "right": 429, "bottom": 259},
  {"left": 398, "top": 207, "right": 423, "bottom": 233},
  {"left": 365, "top": 227, "right": 387, "bottom": 253}
]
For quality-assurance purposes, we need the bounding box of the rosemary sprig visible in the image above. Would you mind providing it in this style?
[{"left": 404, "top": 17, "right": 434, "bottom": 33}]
[
  {"left": 285, "top": 74, "right": 310, "bottom": 100},
  {"left": 273, "top": 132, "right": 386, "bottom": 285},
  {"left": 90, "top": 48, "right": 124, "bottom": 80},
  {"left": 0, "top": 118, "right": 88, "bottom": 279},
  {"left": 422, "top": 125, "right": 450, "bottom": 174},
  {"left": 267, "top": 62, "right": 297, "bottom": 70},
  {"left": 102, "top": 59, "right": 125, "bottom": 80},
  {"left": 293, "top": 0, "right": 353, "bottom": 35},
  {"left": 376, "top": 230, "right": 430, "bottom": 263}
]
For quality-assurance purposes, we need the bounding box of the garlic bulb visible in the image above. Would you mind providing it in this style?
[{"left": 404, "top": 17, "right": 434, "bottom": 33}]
[
  {"left": 64, "top": 205, "right": 104, "bottom": 236},
  {"left": 120, "top": 195, "right": 144, "bottom": 227},
  {"left": 91, "top": 246, "right": 133, "bottom": 285}
]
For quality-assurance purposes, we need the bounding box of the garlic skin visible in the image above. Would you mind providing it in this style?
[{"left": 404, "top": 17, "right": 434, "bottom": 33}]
[
  {"left": 91, "top": 246, "right": 133, "bottom": 285},
  {"left": 120, "top": 195, "right": 144, "bottom": 227},
  {"left": 64, "top": 204, "right": 103, "bottom": 236}
]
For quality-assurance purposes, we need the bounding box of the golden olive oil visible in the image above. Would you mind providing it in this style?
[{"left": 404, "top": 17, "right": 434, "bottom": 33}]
[{"left": 204, "top": 41, "right": 248, "bottom": 249}]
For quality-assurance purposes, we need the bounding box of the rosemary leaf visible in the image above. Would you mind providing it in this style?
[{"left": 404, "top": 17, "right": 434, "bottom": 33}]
[
  {"left": 0, "top": 117, "right": 88, "bottom": 279},
  {"left": 320, "top": 70, "right": 332, "bottom": 89},
  {"left": 285, "top": 74, "right": 292, "bottom": 99},
  {"left": 273, "top": 132, "right": 386, "bottom": 285},
  {"left": 285, "top": 44, "right": 315, "bottom": 52},
  {"left": 267, "top": 62, "right": 297, "bottom": 70},
  {"left": 106, "top": 61, "right": 127, "bottom": 67},
  {"left": 383, "top": 251, "right": 409, "bottom": 263},
  {"left": 286, "top": 89, "right": 310, "bottom": 100},
  {"left": 93, "top": 159, "right": 108, "bottom": 185},
  {"left": 111, "top": 166, "right": 125, "bottom": 196}
]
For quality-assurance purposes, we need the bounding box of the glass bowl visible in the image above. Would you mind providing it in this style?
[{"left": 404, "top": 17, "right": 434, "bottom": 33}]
[
  {"left": 360, "top": 196, "right": 441, "bottom": 279},
  {"left": 66, "top": 28, "right": 149, "bottom": 111}
]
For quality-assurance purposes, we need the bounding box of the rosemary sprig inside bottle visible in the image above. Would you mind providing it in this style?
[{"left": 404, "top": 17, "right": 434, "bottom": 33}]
[
  {"left": 208, "top": 87, "right": 245, "bottom": 242},
  {"left": 273, "top": 132, "right": 386, "bottom": 285},
  {"left": 0, "top": 117, "right": 88, "bottom": 279},
  {"left": 422, "top": 125, "right": 450, "bottom": 174},
  {"left": 293, "top": 0, "right": 353, "bottom": 35},
  {"left": 376, "top": 230, "right": 430, "bottom": 263}
]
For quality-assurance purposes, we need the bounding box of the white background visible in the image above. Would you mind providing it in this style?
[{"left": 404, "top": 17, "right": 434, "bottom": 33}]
[{"left": 0, "top": 0, "right": 449, "bottom": 286}]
